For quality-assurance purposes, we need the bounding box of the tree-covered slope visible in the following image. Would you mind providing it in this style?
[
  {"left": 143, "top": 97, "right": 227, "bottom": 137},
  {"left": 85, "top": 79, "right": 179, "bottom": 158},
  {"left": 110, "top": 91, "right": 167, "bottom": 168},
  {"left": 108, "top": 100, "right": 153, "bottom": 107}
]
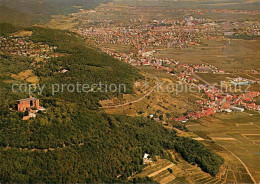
[
  {"left": 0, "top": 24, "right": 141, "bottom": 109},
  {"left": 0, "top": 23, "right": 224, "bottom": 182},
  {"left": 0, "top": 102, "right": 224, "bottom": 182}
]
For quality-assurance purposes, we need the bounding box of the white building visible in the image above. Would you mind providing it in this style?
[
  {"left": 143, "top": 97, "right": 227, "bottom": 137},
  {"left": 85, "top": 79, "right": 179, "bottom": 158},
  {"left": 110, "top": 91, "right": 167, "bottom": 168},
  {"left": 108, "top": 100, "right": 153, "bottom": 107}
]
[
  {"left": 231, "top": 106, "right": 244, "bottom": 112},
  {"left": 143, "top": 153, "right": 152, "bottom": 164}
]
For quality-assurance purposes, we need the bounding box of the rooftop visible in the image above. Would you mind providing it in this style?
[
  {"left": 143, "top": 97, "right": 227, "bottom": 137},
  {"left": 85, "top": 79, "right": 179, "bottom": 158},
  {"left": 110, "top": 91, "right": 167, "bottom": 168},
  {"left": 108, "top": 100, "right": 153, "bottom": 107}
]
[{"left": 17, "top": 97, "right": 37, "bottom": 102}]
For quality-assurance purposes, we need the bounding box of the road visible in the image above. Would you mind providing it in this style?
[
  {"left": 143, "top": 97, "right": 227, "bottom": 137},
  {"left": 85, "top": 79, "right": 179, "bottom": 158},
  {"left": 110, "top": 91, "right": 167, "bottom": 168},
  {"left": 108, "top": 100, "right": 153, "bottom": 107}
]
[
  {"left": 192, "top": 72, "right": 211, "bottom": 86},
  {"left": 102, "top": 77, "right": 160, "bottom": 109},
  {"left": 215, "top": 143, "right": 257, "bottom": 184}
]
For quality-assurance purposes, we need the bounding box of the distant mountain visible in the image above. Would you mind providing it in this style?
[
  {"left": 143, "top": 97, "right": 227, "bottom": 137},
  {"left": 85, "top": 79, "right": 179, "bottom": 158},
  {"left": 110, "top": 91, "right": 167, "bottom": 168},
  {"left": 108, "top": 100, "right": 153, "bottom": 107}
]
[
  {"left": 0, "top": 6, "right": 33, "bottom": 26},
  {"left": 119, "top": 0, "right": 260, "bottom": 10},
  {"left": 0, "top": 0, "right": 111, "bottom": 25}
]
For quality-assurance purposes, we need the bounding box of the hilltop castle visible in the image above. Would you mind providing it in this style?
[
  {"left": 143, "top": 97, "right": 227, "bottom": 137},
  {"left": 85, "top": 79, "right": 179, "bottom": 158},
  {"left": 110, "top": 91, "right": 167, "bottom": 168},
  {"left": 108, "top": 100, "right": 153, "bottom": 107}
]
[
  {"left": 15, "top": 96, "right": 45, "bottom": 120},
  {"left": 16, "top": 96, "right": 40, "bottom": 112}
]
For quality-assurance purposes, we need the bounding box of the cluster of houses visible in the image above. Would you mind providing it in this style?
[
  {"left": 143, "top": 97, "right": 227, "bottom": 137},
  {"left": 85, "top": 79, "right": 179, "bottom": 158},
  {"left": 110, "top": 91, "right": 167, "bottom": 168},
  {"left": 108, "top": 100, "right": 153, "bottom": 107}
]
[
  {"left": 74, "top": 10, "right": 259, "bottom": 50},
  {"left": 74, "top": 12, "right": 219, "bottom": 50},
  {"left": 235, "top": 92, "right": 260, "bottom": 111},
  {"left": 70, "top": 1, "right": 260, "bottom": 48},
  {"left": 174, "top": 83, "right": 260, "bottom": 123},
  {"left": 100, "top": 33, "right": 260, "bottom": 124},
  {"left": 69, "top": 4, "right": 260, "bottom": 123},
  {"left": 154, "top": 59, "right": 260, "bottom": 123},
  {"left": 0, "top": 36, "right": 58, "bottom": 60},
  {"left": 101, "top": 47, "right": 176, "bottom": 73},
  {"left": 175, "top": 8, "right": 259, "bottom": 16},
  {"left": 76, "top": 23, "right": 201, "bottom": 49},
  {"left": 175, "top": 63, "right": 220, "bottom": 85},
  {"left": 101, "top": 39, "right": 260, "bottom": 124},
  {"left": 211, "top": 9, "right": 259, "bottom": 15},
  {"left": 15, "top": 96, "right": 46, "bottom": 120},
  {"left": 220, "top": 20, "right": 260, "bottom": 37},
  {"left": 175, "top": 108, "right": 215, "bottom": 123},
  {"left": 178, "top": 63, "right": 218, "bottom": 72},
  {"left": 101, "top": 42, "right": 260, "bottom": 124},
  {"left": 175, "top": 90, "right": 260, "bottom": 123}
]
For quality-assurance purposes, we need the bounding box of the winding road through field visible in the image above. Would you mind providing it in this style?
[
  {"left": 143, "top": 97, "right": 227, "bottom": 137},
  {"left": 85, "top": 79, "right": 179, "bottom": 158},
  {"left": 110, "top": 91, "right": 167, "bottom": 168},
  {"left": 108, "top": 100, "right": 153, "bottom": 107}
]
[
  {"left": 215, "top": 143, "right": 256, "bottom": 184},
  {"left": 101, "top": 77, "right": 160, "bottom": 109}
]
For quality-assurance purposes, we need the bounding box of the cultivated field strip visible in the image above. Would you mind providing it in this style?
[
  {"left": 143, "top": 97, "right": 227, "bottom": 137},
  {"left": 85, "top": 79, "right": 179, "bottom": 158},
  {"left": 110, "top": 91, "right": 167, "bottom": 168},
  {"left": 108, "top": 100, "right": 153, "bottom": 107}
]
[
  {"left": 148, "top": 163, "right": 175, "bottom": 177},
  {"left": 136, "top": 151, "right": 224, "bottom": 184},
  {"left": 136, "top": 148, "right": 256, "bottom": 184}
]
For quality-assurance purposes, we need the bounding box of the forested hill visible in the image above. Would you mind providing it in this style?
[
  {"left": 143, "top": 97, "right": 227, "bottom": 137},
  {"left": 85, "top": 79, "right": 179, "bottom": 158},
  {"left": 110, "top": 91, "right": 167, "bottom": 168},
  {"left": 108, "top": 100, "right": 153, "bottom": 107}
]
[
  {"left": 0, "top": 23, "right": 141, "bottom": 110},
  {"left": 0, "top": 0, "right": 111, "bottom": 25},
  {"left": 0, "top": 23, "right": 224, "bottom": 182}
]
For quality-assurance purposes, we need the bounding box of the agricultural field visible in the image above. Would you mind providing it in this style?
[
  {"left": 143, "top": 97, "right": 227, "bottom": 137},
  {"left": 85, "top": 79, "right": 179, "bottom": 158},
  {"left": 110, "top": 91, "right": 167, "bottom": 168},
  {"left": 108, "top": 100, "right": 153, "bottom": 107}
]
[
  {"left": 116, "top": 0, "right": 260, "bottom": 12},
  {"left": 154, "top": 39, "right": 260, "bottom": 73},
  {"left": 44, "top": 15, "right": 78, "bottom": 30},
  {"left": 100, "top": 67, "right": 203, "bottom": 118},
  {"left": 186, "top": 111, "right": 260, "bottom": 183},
  {"left": 196, "top": 73, "right": 235, "bottom": 84},
  {"left": 194, "top": 72, "right": 260, "bottom": 93},
  {"left": 135, "top": 150, "right": 225, "bottom": 184},
  {"left": 11, "top": 69, "right": 39, "bottom": 84}
]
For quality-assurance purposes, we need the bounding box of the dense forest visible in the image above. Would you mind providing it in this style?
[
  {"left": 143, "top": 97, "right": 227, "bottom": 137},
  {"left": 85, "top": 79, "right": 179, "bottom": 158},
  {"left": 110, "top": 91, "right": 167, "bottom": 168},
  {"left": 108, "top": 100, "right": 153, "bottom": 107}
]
[
  {"left": 0, "top": 23, "right": 224, "bottom": 182},
  {"left": 29, "top": 26, "right": 141, "bottom": 109}
]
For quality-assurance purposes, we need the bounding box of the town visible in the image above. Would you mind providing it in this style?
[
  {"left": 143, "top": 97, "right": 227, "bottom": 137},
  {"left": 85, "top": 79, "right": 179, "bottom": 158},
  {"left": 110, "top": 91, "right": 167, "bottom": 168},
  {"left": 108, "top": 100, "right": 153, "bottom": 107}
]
[
  {"left": 66, "top": 3, "right": 260, "bottom": 124},
  {"left": 102, "top": 45, "right": 260, "bottom": 123}
]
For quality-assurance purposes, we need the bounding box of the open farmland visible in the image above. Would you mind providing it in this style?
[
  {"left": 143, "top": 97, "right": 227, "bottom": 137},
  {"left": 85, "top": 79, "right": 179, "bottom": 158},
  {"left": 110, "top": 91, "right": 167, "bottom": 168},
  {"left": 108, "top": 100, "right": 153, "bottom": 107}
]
[
  {"left": 135, "top": 150, "right": 225, "bottom": 184},
  {"left": 194, "top": 72, "right": 260, "bottom": 93},
  {"left": 154, "top": 39, "right": 260, "bottom": 73},
  {"left": 186, "top": 111, "right": 260, "bottom": 183}
]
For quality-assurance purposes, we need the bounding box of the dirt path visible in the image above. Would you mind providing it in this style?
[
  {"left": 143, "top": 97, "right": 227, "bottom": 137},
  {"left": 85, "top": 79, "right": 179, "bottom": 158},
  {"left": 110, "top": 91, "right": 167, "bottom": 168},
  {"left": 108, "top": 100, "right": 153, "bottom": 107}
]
[
  {"left": 215, "top": 143, "right": 256, "bottom": 184},
  {"left": 101, "top": 77, "right": 160, "bottom": 109},
  {"left": 245, "top": 73, "right": 259, "bottom": 81},
  {"left": 101, "top": 85, "right": 157, "bottom": 109},
  {"left": 192, "top": 73, "right": 211, "bottom": 85},
  {"left": 3, "top": 142, "right": 85, "bottom": 152},
  {"left": 147, "top": 163, "right": 175, "bottom": 177}
]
